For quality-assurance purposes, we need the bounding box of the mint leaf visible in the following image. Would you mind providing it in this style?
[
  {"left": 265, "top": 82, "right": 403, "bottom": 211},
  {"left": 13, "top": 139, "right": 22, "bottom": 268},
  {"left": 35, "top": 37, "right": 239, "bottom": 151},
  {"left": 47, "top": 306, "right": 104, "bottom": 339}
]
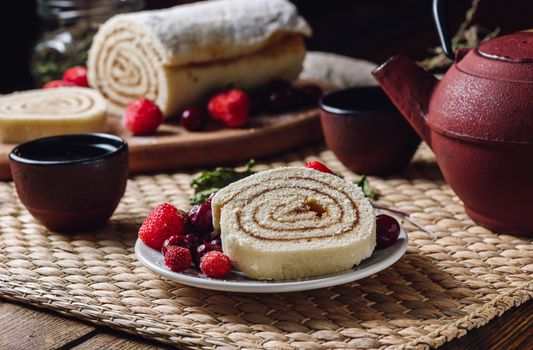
[
  {"left": 190, "top": 160, "right": 255, "bottom": 204},
  {"left": 355, "top": 175, "right": 376, "bottom": 199}
]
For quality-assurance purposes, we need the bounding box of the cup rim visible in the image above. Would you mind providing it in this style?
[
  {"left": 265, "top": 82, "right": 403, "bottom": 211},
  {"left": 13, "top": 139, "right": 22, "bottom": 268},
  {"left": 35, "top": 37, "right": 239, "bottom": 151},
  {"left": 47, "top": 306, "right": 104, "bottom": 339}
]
[
  {"left": 9, "top": 133, "right": 128, "bottom": 166},
  {"left": 319, "top": 86, "right": 395, "bottom": 116}
]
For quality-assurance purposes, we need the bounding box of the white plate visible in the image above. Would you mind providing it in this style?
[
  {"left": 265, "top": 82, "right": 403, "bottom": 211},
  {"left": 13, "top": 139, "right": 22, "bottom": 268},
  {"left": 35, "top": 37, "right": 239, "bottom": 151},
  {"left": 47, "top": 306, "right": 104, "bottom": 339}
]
[{"left": 135, "top": 226, "right": 407, "bottom": 293}]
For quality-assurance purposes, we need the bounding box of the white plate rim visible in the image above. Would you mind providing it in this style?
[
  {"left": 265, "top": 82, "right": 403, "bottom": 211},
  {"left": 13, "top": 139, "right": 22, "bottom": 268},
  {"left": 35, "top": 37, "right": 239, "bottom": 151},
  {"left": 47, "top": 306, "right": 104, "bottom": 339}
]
[{"left": 135, "top": 227, "right": 408, "bottom": 293}]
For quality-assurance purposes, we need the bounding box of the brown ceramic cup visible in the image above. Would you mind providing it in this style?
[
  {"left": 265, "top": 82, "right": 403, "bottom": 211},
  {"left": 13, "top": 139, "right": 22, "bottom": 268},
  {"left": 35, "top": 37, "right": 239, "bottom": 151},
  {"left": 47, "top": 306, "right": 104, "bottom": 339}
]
[
  {"left": 9, "top": 133, "right": 128, "bottom": 233},
  {"left": 319, "top": 86, "right": 421, "bottom": 175}
]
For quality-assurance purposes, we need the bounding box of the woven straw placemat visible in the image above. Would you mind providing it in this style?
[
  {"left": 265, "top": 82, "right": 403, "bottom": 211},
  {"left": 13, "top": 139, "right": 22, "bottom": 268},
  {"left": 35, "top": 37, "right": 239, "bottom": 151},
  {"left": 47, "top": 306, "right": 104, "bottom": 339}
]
[{"left": 0, "top": 144, "right": 531, "bottom": 350}]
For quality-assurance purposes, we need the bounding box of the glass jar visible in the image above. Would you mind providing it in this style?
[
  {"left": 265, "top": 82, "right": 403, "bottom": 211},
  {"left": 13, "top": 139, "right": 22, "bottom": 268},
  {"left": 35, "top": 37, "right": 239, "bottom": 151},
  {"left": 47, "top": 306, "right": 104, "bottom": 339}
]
[{"left": 31, "top": 0, "right": 144, "bottom": 86}]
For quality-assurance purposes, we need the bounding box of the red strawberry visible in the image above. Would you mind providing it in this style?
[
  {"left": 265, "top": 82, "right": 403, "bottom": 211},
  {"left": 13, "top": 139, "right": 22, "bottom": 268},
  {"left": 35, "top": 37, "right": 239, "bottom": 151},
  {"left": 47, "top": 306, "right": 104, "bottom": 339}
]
[
  {"left": 164, "top": 246, "right": 192, "bottom": 272},
  {"left": 200, "top": 251, "right": 232, "bottom": 278},
  {"left": 43, "top": 80, "right": 77, "bottom": 89},
  {"left": 63, "top": 66, "right": 89, "bottom": 87},
  {"left": 208, "top": 89, "right": 250, "bottom": 128},
  {"left": 123, "top": 98, "right": 164, "bottom": 136},
  {"left": 304, "top": 161, "right": 333, "bottom": 174},
  {"left": 138, "top": 203, "right": 188, "bottom": 250},
  {"left": 194, "top": 243, "right": 222, "bottom": 268}
]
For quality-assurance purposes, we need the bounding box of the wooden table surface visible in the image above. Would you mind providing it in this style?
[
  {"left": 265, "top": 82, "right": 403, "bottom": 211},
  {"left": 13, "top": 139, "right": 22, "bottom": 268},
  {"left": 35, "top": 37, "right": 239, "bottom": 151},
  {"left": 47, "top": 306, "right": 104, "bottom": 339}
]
[{"left": 0, "top": 299, "right": 530, "bottom": 350}]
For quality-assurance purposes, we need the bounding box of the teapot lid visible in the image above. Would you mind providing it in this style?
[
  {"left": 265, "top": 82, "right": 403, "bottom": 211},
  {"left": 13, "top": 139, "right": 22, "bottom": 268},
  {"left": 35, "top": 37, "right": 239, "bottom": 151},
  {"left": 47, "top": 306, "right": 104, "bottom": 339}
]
[
  {"left": 458, "top": 32, "right": 533, "bottom": 82},
  {"left": 478, "top": 32, "right": 533, "bottom": 63},
  {"left": 427, "top": 32, "right": 533, "bottom": 145}
]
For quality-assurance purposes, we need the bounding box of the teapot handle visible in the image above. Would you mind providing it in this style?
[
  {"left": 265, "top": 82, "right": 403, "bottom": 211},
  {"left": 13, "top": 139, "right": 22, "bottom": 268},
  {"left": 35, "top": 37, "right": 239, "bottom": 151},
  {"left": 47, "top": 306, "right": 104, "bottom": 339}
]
[{"left": 433, "top": 0, "right": 454, "bottom": 59}]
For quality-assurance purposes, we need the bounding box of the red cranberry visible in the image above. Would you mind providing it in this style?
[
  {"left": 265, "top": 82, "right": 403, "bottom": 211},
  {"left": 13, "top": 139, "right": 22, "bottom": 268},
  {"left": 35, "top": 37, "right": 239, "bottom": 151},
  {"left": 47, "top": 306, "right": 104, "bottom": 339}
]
[
  {"left": 181, "top": 106, "right": 208, "bottom": 131},
  {"left": 161, "top": 233, "right": 202, "bottom": 256},
  {"left": 300, "top": 84, "right": 323, "bottom": 106},
  {"left": 267, "top": 89, "right": 291, "bottom": 113},
  {"left": 194, "top": 243, "right": 222, "bottom": 267},
  {"left": 286, "top": 86, "right": 305, "bottom": 109},
  {"left": 376, "top": 214, "right": 400, "bottom": 249},
  {"left": 210, "top": 238, "right": 222, "bottom": 246},
  {"left": 267, "top": 79, "right": 291, "bottom": 92},
  {"left": 161, "top": 235, "right": 186, "bottom": 256},
  {"left": 184, "top": 234, "right": 199, "bottom": 250},
  {"left": 188, "top": 202, "right": 214, "bottom": 235}
]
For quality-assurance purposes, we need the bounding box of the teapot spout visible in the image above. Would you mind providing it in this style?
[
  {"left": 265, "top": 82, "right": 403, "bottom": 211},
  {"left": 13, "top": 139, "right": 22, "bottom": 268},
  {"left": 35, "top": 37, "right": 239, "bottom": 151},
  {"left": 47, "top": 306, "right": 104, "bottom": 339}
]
[{"left": 372, "top": 54, "right": 437, "bottom": 148}]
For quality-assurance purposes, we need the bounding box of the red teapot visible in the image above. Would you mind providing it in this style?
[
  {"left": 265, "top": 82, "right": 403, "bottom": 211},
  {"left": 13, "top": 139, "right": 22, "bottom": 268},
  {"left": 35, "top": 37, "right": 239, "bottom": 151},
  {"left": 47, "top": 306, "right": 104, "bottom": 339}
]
[{"left": 373, "top": 0, "right": 533, "bottom": 236}]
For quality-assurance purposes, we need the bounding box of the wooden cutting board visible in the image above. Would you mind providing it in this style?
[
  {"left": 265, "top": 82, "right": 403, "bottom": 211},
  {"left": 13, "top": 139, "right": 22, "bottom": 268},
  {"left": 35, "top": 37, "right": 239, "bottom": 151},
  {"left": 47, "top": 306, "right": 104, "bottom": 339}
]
[
  {"left": 0, "top": 107, "right": 322, "bottom": 180},
  {"left": 0, "top": 53, "right": 380, "bottom": 181}
]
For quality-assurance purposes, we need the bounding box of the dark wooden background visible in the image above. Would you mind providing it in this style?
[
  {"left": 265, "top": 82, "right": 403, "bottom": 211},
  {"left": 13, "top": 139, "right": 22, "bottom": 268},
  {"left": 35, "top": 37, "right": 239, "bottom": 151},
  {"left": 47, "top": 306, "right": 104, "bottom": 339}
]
[{"left": 2, "top": 0, "right": 533, "bottom": 93}]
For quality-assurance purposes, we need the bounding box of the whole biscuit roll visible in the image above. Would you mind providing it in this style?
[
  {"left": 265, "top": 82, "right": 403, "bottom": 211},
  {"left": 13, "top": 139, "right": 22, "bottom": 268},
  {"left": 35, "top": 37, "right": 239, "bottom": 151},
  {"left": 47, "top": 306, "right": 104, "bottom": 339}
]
[{"left": 87, "top": 0, "right": 312, "bottom": 117}]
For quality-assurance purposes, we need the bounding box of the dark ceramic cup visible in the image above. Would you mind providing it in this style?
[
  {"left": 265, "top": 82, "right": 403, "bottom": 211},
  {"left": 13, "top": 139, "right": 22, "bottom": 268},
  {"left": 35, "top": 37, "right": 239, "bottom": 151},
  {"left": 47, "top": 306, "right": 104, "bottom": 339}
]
[
  {"left": 319, "top": 86, "right": 421, "bottom": 175},
  {"left": 9, "top": 133, "right": 128, "bottom": 233}
]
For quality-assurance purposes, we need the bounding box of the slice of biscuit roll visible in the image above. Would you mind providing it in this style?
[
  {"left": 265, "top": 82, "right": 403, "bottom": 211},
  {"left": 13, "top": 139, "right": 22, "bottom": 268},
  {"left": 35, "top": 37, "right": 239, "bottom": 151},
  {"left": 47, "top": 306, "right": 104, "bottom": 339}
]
[
  {"left": 0, "top": 87, "right": 107, "bottom": 143},
  {"left": 212, "top": 167, "right": 376, "bottom": 280}
]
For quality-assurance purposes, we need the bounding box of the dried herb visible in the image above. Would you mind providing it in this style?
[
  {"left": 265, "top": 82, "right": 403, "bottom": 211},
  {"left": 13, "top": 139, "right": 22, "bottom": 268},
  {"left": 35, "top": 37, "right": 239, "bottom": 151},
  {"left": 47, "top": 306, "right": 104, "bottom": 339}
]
[
  {"left": 190, "top": 160, "right": 256, "bottom": 204},
  {"left": 419, "top": 0, "right": 500, "bottom": 72},
  {"left": 31, "top": 22, "right": 97, "bottom": 85}
]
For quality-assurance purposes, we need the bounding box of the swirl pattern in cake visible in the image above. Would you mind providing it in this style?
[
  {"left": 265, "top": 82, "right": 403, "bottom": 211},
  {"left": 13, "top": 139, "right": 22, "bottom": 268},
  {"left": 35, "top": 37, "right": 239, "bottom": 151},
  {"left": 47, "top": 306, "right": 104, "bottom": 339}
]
[
  {"left": 87, "top": 0, "right": 310, "bottom": 117},
  {"left": 212, "top": 167, "right": 376, "bottom": 280},
  {"left": 0, "top": 88, "right": 107, "bottom": 143}
]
